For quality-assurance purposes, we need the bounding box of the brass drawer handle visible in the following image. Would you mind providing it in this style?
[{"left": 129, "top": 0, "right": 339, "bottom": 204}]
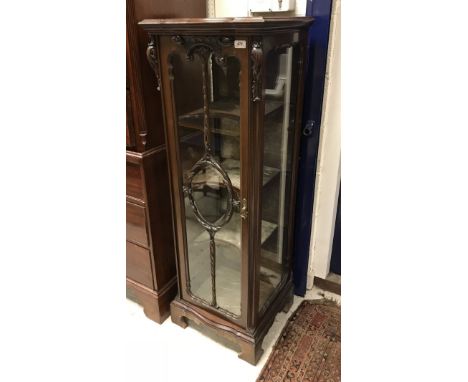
[{"left": 240, "top": 198, "right": 248, "bottom": 220}]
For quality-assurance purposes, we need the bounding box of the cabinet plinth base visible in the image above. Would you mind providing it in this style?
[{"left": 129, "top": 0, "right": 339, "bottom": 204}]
[
  {"left": 126, "top": 277, "right": 177, "bottom": 324},
  {"left": 238, "top": 340, "right": 264, "bottom": 365},
  {"left": 170, "top": 301, "right": 188, "bottom": 328},
  {"left": 170, "top": 279, "right": 294, "bottom": 365},
  {"left": 282, "top": 288, "right": 294, "bottom": 313}
]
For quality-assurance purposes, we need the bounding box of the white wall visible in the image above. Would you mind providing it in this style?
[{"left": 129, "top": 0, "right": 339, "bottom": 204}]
[
  {"left": 212, "top": 0, "right": 249, "bottom": 17},
  {"left": 307, "top": 0, "right": 341, "bottom": 284},
  {"left": 211, "top": 0, "right": 307, "bottom": 17}
]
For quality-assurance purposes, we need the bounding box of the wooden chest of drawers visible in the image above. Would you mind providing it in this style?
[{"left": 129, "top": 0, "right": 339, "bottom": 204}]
[
  {"left": 125, "top": 149, "right": 177, "bottom": 322},
  {"left": 126, "top": 0, "right": 207, "bottom": 322}
]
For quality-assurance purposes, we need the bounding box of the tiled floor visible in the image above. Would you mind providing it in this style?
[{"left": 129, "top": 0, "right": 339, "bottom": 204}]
[{"left": 126, "top": 286, "right": 340, "bottom": 382}]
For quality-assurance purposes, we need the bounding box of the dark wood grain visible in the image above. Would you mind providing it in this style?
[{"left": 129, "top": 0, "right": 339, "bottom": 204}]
[
  {"left": 126, "top": 148, "right": 178, "bottom": 322},
  {"left": 126, "top": 65, "right": 136, "bottom": 148},
  {"left": 142, "top": 147, "right": 176, "bottom": 290},
  {"left": 239, "top": 37, "right": 252, "bottom": 332},
  {"left": 170, "top": 279, "right": 293, "bottom": 365},
  {"left": 126, "top": 277, "right": 177, "bottom": 323},
  {"left": 313, "top": 275, "right": 341, "bottom": 296},
  {"left": 128, "top": 0, "right": 208, "bottom": 151},
  {"left": 126, "top": 201, "right": 149, "bottom": 247},
  {"left": 139, "top": 17, "right": 313, "bottom": 34},
  {"left": 126, "top": 162, "right": 144, "bottom": 201},
  {"left": 127, "top": 0, "right": 148, "bottom": 151},
  {"left": 126, "top": 241, "right": 154, "bottom": 289}
]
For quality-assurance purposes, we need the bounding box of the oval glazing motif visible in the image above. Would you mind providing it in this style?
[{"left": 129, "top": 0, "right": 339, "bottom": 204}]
[{"left": 186, "top": 159, "right": 234, "bottom": 232}]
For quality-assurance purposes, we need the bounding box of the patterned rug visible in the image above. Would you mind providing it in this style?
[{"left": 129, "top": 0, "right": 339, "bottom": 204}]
[{"left": 257, "top": 299, "right": 341, "bottom": 382}]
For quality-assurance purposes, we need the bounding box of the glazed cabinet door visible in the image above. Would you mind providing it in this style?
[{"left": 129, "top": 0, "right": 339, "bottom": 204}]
[
  {"left": 255, "top": 32, "right": 304, "bottom": 318},
  {"left": 157, "top": 35, "right": 250, "bottom": 326}
]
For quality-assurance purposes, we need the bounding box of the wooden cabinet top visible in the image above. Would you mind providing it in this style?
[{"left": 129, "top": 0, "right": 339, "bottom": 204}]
[{"left": 139, "top": 17, "right": 313, "bottom": 33}]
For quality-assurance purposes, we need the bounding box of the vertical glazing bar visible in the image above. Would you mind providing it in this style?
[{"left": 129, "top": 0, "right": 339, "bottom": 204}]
[
  {"left": 201, "top": 55, "right": 212, "bottom": 155},
  {"left": 209, "top": 231, "right": 217, "bottom": 307}
]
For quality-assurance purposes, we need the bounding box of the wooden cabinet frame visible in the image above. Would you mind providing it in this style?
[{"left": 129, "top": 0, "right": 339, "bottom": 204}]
[{"left": 140, "top": 18, "right": 313, "bottom": 363}]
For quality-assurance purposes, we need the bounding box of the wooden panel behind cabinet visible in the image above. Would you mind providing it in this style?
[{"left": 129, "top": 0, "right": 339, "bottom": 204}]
[
  {"left": 126, "top": 49, "right": 136, "bottom": 149},
  {"left": 126, "top": 0, "right": 207, "bottom": 151}
]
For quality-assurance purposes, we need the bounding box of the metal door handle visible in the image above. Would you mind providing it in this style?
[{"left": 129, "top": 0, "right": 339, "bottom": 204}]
[{"left": 240, "top": 198, "right": 248, "bottom": 220}]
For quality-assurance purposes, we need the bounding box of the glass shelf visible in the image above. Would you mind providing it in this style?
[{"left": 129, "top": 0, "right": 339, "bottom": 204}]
[
  {"left": 184, "top": 158, "right": 279, "bottom": 191},
  {"left": 177, "top": 99, "right": 284, "bottom": 138},
  {"left": 191, "top": 214, "right": 277, "bottom": 249},
  {"left": 179, "top": 115, "right": 240, "bottom": 138}
]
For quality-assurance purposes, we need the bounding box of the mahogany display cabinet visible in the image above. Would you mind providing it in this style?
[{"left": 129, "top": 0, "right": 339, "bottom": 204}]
[{"left": 140, "top": 17, "right": 313, "bottom": 364}]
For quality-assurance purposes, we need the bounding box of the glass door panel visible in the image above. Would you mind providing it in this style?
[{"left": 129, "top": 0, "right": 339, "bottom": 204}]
[
  {"left": 258, "top": 33, "right": 300, "bottom": 313},
  {"left": 169, "top": 38, "right": 243, "bottom": 318}
]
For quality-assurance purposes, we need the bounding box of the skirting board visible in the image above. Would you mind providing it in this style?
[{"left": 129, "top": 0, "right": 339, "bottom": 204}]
[{"left": 312, "top": 274, "right": 341, "bottom": 296}]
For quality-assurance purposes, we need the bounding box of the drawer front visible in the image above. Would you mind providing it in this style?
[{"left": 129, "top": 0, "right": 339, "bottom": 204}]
[
  {"left": 126, "top": 162, "right": 144, "bottom": 200},
  {"left": 126, "top": 241, "right": 153, "bottom": 289},
  {"left": 126, "top": 202, "right": 149, "bottom": 247}
]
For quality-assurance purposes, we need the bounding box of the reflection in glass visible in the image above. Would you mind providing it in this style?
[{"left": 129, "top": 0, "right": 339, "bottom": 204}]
[
  {"left": 169, "top": 41, "right": 242, "bottom": 317},
  {"left": 259, "top": 34, "right": 300, "bottom": 312},
  {"left": 190, "top": 167, "right": 230, "bottom": 225}
]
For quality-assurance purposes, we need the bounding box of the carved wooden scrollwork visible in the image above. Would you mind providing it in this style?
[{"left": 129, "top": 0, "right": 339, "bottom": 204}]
[
  {"left": 251, "top": 40, "right": 263, "bottom": 102},
  {"left": 171, "top": 35, "right": 233, "bottom": 67},
  {"left": 146, "top": 36, "right": 162, "bottom": 91},
  {"left": 171, "top": 35, "right": 184, "bottom": 45}
]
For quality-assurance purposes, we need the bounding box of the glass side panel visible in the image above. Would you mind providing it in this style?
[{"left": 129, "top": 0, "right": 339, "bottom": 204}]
[
  {"left": 258, "top": 33, "right": 300, "bottom": 312},
  {"left": 169, "top": 41, "right": 242, "bottom": 318}
]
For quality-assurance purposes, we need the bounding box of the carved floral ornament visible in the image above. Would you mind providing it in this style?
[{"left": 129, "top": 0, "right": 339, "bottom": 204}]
[
  {"left": 146, "top": 36, "right": 162, "bottom": 91},
  {"left": 171, "top": 35, "right": 234, "bottom": 68},
  {"left": 251, "top": 40, "right": 263, "bottom": 102}
]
